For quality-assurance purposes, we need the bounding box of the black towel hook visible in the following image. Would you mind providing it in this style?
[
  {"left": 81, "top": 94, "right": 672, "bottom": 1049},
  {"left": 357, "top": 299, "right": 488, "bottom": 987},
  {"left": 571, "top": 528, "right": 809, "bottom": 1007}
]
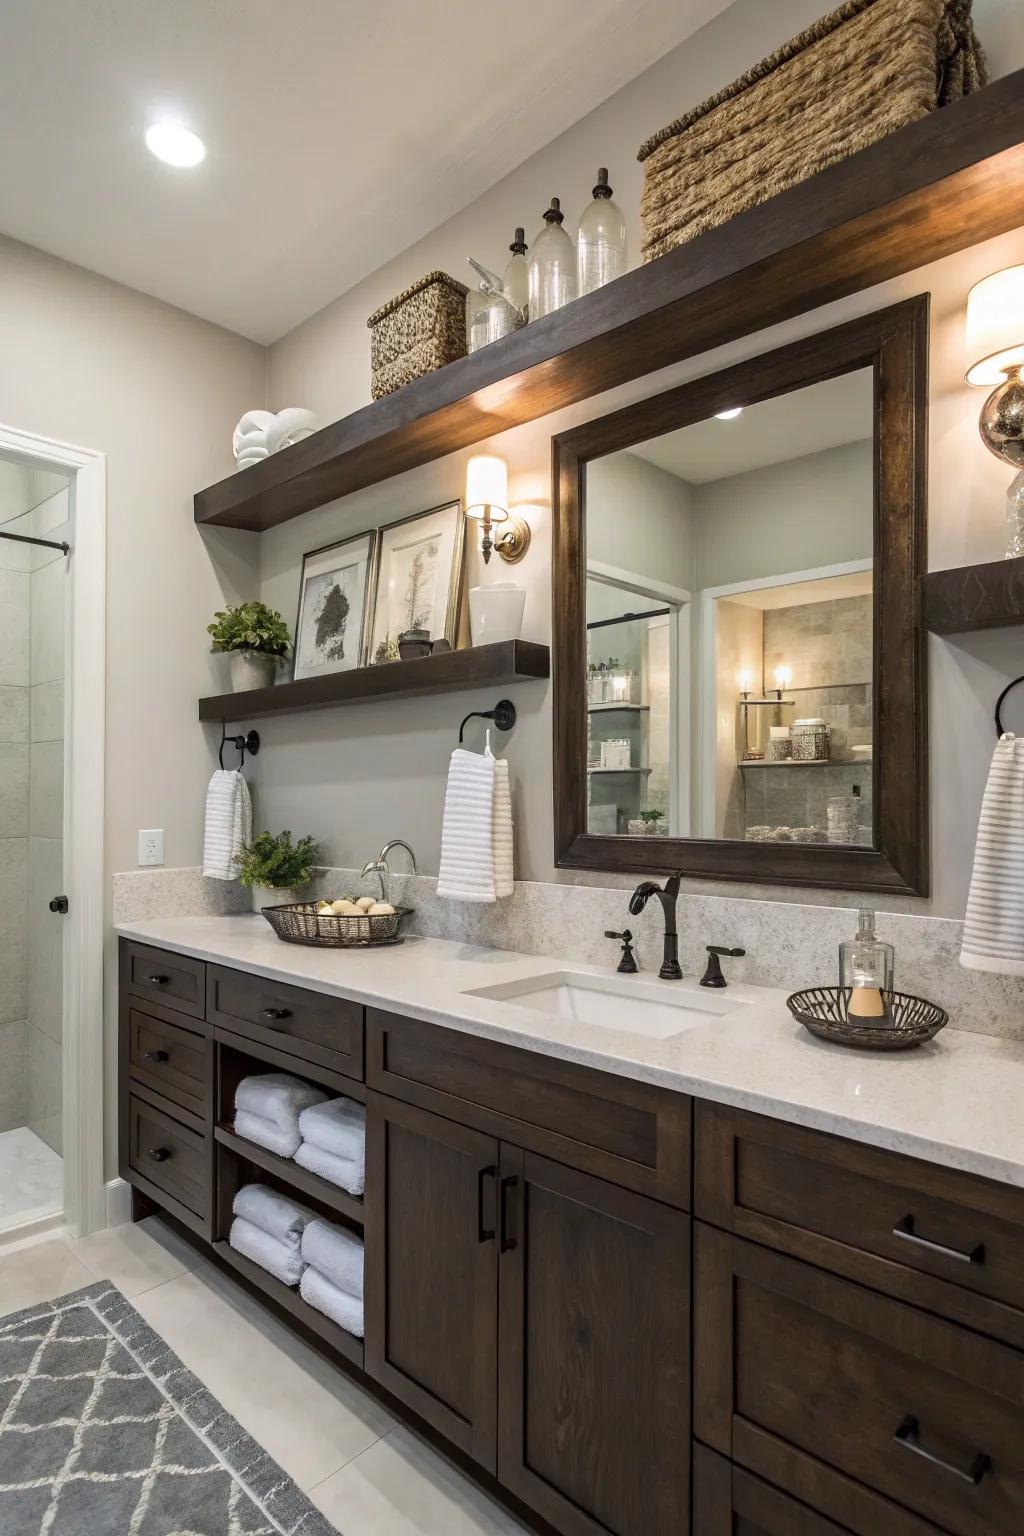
[
  {"left": 458, "top": 698, "right": 517, "bottom": 744},
  {"left": 994, "top": 676, "right": 1024, "bottom": 738},
  {"left": 219, "top": 724, "right": 261, "bottom": 770}
]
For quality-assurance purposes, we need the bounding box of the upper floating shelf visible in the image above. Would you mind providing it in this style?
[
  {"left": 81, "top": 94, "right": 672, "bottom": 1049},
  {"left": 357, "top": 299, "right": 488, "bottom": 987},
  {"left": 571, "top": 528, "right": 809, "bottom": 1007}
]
[
  {"left": 197, "top": 638, "right": 549, "bottom": 722},
  {"left": 922, "top": 556, "right": 1024, "bottom": 635},
  {"left": 195, "top": 72, "right": 1024, "bottom": 534}
]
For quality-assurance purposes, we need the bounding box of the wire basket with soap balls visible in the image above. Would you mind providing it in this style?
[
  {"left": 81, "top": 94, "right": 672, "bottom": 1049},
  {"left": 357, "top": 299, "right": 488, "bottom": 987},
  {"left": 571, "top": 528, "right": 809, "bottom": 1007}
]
[{"left": 264, "top": 894, "right": 411, "bottom": 948}]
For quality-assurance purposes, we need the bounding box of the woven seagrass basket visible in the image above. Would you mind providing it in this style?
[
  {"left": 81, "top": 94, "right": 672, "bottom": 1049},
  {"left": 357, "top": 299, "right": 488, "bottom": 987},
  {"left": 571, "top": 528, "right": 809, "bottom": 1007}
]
[
  {"left": 367, "top": 271, "right": 469, "bottom": 400},
  {"left": 637, "top": 0, "right": 987, "bottom": 264}
]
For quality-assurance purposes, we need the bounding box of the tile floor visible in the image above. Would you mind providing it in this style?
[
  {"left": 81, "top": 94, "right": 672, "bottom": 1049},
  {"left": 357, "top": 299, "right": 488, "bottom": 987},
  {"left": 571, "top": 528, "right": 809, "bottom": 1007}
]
[
  {"left": 0, "top": 1216, "right": 530, "bottom": 1535},
  {"left": 0, "top": 1126, "right": 62, "bottom": 1231}
]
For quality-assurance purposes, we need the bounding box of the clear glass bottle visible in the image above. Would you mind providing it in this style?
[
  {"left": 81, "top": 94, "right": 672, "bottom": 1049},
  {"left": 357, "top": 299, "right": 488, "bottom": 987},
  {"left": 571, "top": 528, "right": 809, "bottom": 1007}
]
[
  {"left": 528, "top": 198, "right": 577, "bottom": 321},
  {"left": 465, "top": 257, "right": 519, "bottom": 353},
  {"left": 503, "top": 228, "right": 529, "bottom": 324},
  {"left": 577, "top": 168, "right": 627, "bottom": 296},
  {"left": 839, "top": 909, "right": 894, "bottom": 992}
]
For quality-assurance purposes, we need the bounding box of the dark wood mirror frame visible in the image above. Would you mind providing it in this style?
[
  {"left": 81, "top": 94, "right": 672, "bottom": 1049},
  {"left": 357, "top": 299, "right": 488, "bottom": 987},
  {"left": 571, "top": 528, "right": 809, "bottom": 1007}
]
[{"left": 552, "top": 297, "right": 929, "bottom": 895}]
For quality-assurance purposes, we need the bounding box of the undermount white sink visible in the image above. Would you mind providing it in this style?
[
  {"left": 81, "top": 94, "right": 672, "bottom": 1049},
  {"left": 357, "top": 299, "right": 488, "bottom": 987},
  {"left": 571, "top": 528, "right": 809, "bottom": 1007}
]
[{"left": 464, "top": 969, "right": 747, "bottom": 1039}]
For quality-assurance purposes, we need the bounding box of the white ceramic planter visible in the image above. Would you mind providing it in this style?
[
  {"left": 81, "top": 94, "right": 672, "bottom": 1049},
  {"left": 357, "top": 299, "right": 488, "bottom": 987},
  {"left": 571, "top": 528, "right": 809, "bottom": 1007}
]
[
  {"left": 469, "top": 583, "right": 526, "bottom": 646},
  {"left": 230, "top": 651, "right": 277, "bottom": 692},
  {"left": 251, "top": 885, "right": 301, "bottom": 914}
]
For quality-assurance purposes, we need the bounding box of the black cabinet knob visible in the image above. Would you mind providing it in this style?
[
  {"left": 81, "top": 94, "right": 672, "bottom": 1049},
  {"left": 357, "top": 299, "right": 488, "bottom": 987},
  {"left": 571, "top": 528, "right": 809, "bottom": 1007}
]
[
  {"left": 49, "top": 895, "right": 69, "bottom": 914},
  {"left": 261, "top": 1007, "right": 291, "bottom": 1021},
  {"left": 143, "top": 1049, "right": 169, "bottom": 1063},
  {"left": 147, "top": 1147, "right": 170, "bottom": 1162}
]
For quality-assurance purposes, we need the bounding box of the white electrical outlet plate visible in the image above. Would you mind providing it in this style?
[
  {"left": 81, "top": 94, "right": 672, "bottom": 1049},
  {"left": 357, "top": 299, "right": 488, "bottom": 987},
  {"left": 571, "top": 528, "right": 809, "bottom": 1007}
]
[{"left": 138, "top": 829, "right": 164, "bottom": 867}]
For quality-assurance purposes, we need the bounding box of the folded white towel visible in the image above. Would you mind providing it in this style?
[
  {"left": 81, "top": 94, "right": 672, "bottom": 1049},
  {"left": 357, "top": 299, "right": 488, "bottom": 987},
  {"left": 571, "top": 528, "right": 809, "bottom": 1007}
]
[
  {"left": 294, "top": 1141, "right": 365, "bottom": 1197},
  {"left": 298, "top": 1097, "right": 365, "bottom": 1160},
  {"left": 233, "top": 1110, "right": 301, "bottom": 1159},
  {"left": 962, "top": 733, "right": 1024, "bottom": 973},
  {"left": 236, "top": 1073, "right": 327, "bottom": 1128},
  {"left": 232, "top": 1183, "right": 316, "bottom": 1246},
  {"left": 300, "top": 1266, "right": 364, "bottom": 1338},
  {"left": 301, "top": 1219, "right": 363, "bottom": 1299},
  {"left": 229, "top": 1216, "right": 305, "bottom": 1287},
  {"left": 436, "top": 747, "right": 514, "bottom": 903},
  {"left": 202, "top": 768, "right": 252, "bottom": 882}
]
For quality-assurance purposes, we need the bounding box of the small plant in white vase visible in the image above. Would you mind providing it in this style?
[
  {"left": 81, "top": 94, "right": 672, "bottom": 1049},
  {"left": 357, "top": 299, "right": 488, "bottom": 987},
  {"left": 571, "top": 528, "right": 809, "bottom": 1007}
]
[
  {"left": 208, "top": 601, "right": 291, "bottom": 692},
  {"left": 238, "top": 830, "right": 320, "bottom": 911}
]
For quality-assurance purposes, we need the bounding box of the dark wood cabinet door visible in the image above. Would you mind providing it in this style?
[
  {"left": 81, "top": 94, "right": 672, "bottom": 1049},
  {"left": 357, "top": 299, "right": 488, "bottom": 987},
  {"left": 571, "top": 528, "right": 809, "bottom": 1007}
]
[
  {"left": 498, "top": 1148, "right": 690, "bottom": 1536},
  {"left": 364, "top": 1091, "right": 499, "bottom": 1471}
]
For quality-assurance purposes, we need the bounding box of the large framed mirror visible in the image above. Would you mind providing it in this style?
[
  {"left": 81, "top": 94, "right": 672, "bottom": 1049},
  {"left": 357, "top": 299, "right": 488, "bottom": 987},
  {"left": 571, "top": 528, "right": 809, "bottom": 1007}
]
[{"left": 552, "top": 299, "right": 928, "bottom": 894}]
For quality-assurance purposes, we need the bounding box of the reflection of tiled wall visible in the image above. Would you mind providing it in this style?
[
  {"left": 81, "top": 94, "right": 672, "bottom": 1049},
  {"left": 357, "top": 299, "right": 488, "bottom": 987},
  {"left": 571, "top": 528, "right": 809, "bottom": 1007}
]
[
  {"left": 0, "top": 528, "right": 29, "bottom": 1130},
  {"left": 764, "top": 594, "right": 871, "bottom": 689},
  {"left": 742, "top": 762, "right": 872, "bottom": 845}
]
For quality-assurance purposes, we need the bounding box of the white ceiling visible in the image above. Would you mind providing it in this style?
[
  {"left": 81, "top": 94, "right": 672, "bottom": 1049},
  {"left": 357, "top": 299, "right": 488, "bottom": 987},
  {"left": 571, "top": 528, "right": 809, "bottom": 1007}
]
[
  {"left": 630, "top": 370, "right": 875, "bottom": 483},
  {"left": 0, "top": 0, "right": 732, "bottom": 343}
]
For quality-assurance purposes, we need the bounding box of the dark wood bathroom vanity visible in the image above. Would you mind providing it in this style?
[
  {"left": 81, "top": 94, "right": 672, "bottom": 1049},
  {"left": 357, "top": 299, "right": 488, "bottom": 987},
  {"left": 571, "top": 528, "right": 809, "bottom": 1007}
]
[{"left": 119, "top": 937, "right": 1024, "bottom": 1536}]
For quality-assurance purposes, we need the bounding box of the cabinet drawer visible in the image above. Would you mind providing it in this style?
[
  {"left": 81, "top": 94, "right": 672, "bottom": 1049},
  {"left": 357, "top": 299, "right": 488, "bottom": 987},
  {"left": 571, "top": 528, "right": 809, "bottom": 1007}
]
[
  {"left": 367, "top": 1009, "right": 690, "bottom": 1207},
  {"left": 128, "top": 1095, "right": 209, "bottom": 1221},
  {"left": 695, "top": 1224, "right": 1024, "bottom": 1536},
  {"left": 120, "top": 940, "right": 205, "bottom": 1019},
  {"left": 207, "top": 965, "right": 364, "bottom": 1080},
  {"left": 696, "top": 1103, "right": 1024, "bottom": 1340},
  {"left": 127, "top": 1001, "right": 210, "bottom": 1123}
]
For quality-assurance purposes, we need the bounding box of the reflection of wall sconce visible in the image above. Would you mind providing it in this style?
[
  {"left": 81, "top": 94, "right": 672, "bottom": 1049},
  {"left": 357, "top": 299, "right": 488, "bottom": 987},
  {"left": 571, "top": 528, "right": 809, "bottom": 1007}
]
[
  {"left": 774, "top": 664, "right": 792, "bottom": 699},
  {"left": 966, "top": 266, "right": 1024, "bottom": 558},
  {"left": 737, "top": 668, "right": 753, "bottom": 699},
  {"left": 465, "top": 454, "right": 532, "bottom": 565}
]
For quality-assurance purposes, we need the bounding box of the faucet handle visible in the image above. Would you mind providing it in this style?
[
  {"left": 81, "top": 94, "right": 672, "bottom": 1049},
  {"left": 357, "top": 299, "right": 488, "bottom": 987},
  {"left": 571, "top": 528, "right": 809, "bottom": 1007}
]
[
  {"left": 604, "top": 929, "right": 638, "bottom": 975},
  {"left": 700, "top": 945, "right": 746, "bottom": 988}
]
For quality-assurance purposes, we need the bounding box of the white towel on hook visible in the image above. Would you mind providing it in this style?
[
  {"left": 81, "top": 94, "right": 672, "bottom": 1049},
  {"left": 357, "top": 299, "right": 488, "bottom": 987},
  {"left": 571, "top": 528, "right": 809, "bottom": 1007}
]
[
  {"left": 203, "top": 768, "right": 252, "bottom": 881},
  {"left": 436, "top": 746, "right": 514, "bottom": 902},
  {"left": 961, "top": 733, "right": 1024, "bottom": 973}
]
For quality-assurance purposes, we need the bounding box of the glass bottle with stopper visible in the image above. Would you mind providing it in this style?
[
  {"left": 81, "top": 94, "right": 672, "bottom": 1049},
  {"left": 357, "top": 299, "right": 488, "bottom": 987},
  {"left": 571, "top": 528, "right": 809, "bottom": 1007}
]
[
  {"left": 840, "top": 909, "right": 895, "bottom": 1024},
  {"left": 503, "top": 228, "right": 529, "bottom": 322},
  {"left": 577, "top": 168, "right": 627, "bottom": 296},
  {"left": 528, "top": 198, "right": 577, "bottom": 321},
  {"left": 465, "top": 255, "right": 522, "bottom": 353}
]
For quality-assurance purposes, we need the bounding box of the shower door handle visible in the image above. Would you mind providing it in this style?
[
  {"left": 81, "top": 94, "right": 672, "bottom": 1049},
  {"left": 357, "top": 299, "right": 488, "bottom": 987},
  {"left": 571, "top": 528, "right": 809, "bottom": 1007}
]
[{"left": 49, "top": 896, "right": 69, "bottom": 914}]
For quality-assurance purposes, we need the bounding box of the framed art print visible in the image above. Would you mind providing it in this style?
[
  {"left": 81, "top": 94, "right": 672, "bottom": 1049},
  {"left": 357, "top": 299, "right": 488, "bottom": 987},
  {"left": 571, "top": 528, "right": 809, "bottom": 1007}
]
[
  {"left": 293, "top": 530, "right": 377, "bottom": 679},
  {"left": 368, "top": 499, "right": 465, "bottom": 664}
]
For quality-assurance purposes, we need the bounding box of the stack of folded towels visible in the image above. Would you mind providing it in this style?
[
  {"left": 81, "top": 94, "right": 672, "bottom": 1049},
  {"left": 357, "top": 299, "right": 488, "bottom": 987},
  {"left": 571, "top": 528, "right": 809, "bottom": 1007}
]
[
  {"left": 300, "top": 1218, "right": 364, "bottom": 1338},
  {"left": 234, "top": 1073, "right": 327, "bottom": 1158},
  {"left": 229, "top": 1184, "right": 316, "bottom": 1287},
  {"left": 296, "top": 1097, "right": 366, "bottom": 1195}
]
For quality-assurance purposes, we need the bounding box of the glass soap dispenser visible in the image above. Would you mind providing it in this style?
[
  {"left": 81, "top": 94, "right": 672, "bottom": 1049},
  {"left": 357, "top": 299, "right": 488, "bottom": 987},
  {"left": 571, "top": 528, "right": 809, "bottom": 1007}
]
[
  {"left": 528, "top": 198, "right": 577, "bottom": 321},
  {"left": 840, "top": 909, "right": 894, "bottom": 1021},
  {"left": 577, "top": 167, "right": 627, "bottom": 296}
]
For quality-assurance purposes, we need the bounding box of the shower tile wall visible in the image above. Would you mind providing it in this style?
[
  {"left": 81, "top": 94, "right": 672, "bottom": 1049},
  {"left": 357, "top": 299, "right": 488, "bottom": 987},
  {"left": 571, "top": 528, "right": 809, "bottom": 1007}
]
[{"left": 0, "top": 526, "right": 29, "bottom": 1131}]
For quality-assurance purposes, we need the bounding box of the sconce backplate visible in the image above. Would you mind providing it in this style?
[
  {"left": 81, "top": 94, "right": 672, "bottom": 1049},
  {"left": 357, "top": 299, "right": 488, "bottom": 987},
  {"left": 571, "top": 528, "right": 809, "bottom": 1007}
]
[{"left": 495, "top": 515, "right": 531, "bottom": 564}]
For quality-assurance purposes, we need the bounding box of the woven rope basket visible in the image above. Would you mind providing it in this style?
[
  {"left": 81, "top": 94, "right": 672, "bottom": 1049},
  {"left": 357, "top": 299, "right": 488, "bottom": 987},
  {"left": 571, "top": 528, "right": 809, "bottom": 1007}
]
[
  {"left": 637, "top": 0, "right": 987, "bottom": 264},
  {"left": 367, "top": 270, "right": 469, "bottom": 400}
]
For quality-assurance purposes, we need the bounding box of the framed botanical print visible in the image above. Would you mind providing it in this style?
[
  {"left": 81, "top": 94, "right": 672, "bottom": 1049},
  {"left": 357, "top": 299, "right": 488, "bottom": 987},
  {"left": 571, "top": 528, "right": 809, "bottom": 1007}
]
[
  {"left": 368, "top": 499, "right": 465, "bottom": 664},
  {"left": 293, "top": 530, "right": 377, "bottom": 679}
]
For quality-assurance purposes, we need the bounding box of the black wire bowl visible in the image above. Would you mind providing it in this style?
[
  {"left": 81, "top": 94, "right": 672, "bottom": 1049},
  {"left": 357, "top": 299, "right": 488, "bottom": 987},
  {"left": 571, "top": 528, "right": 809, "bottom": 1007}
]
[
  {"left": 787, "top": 986, "right": 948, "bottom": 1050},
  {"left": 261, "top": 902, "right": 412, "bottom": 948}
]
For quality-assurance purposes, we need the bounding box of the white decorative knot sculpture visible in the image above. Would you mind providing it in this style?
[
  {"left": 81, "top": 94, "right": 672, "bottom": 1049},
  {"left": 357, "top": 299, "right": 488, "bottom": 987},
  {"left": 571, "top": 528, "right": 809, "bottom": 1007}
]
[{"left": 232, "top": 408, "right": 320, "bottom": 470}]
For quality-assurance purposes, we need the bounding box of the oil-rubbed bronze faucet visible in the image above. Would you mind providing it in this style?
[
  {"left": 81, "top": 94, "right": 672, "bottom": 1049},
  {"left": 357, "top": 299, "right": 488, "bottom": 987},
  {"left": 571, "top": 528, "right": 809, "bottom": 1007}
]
[{"left": 628, "top": 872, "right": 682, "bottom": 980}]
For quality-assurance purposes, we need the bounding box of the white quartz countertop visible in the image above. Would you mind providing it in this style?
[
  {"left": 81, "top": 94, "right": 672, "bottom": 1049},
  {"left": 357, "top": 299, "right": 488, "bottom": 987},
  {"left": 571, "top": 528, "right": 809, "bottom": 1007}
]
[{"left": 115, "top": 914, "right": 1024, "bottom": 1190}]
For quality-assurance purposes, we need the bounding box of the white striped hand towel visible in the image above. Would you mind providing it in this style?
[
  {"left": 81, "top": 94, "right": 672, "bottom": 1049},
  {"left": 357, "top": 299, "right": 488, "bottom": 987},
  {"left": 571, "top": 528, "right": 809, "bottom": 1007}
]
[
  {"left": 493, "top": 756, "right": 514, "bottom": 899},
  {"left": 436, "top": 748, "right": 497, "bottom": 901},
  {"left": 961, "top": 734, "right": 1024, "bottom": 974},
  {"left": 202, "top": 768, "right": 252, "bottom": 881}
]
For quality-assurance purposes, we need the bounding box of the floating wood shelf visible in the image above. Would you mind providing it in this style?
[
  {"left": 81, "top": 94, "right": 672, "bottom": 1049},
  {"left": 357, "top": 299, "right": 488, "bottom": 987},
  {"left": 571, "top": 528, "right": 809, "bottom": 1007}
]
[
  {"left": 921, "top": 556, "right": 1024, "bottom": 635},
  {"left": 215, "top": 1123, "right": 364, "bottom": 1226},
  {"left": 739, "top": 758, "right": 873, "bottom": 770},
  {"left": 198, "top": 639, "right": 549, "bottom": 722},
  {"left": 194, "top": 72, "right": 1024, "bottom": 534}
]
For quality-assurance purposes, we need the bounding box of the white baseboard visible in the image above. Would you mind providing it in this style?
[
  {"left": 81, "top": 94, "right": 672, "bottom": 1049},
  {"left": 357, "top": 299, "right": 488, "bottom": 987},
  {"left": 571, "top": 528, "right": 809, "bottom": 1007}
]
[{"left": 105, "top": 1177, "right": 132, "bottom": 1228}]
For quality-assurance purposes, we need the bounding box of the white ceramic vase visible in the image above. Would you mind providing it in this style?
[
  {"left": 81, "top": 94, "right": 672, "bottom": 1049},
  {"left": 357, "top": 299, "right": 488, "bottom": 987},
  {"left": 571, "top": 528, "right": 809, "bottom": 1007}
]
[
  {"left": 229, "top": 651, "right": 277, "bottom": 693},
  {"left": 469, "top": 582, "right": 526, "bottom": 646},
  {"left": 251, "top": 884, "right": 301, "bottom": 914}
]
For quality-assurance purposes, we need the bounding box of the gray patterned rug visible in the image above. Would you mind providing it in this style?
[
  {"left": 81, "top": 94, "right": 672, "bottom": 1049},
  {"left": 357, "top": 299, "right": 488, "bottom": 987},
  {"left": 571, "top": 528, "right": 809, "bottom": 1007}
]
[{"left": 0, "top": 1280, "right": 338, "bottom": 1535}]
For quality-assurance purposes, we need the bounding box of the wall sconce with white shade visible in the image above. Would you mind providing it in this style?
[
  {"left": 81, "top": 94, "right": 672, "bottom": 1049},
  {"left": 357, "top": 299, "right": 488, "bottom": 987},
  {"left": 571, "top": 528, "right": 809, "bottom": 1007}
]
[
  {"left": 966, "top": 265, "right": 1024, "bottom": 557},
  {"left": 465, "top": 454, "right": 532, "bottom": 565}
]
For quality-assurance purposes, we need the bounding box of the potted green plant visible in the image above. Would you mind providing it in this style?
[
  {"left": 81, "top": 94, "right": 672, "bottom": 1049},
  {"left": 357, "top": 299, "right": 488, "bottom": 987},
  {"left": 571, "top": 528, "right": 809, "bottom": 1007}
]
[
  {"left": 627, "top": 808, "right": 668, "bottom": 837},
  {"left": 238, "top": 829, "right": 320, "bottom": 910},
  {"left": 208, "top": 601, "right": 292, "bottom": 693}
]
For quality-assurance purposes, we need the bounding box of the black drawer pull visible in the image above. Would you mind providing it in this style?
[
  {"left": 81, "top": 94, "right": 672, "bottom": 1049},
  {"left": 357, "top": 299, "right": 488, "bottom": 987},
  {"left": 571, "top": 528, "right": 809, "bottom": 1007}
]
[
  {"left": 143, "top": 1049, "right": 169, "bottom": 1063},
  {"left": 477, "top": 1165, "right": 497, "bottom": 1243},
  {"left": 893, "top": 1215, "right": 985, "bottom": 1266},
  {"left": 894, "top": 1415, "right": 990, "bottom": 1486},
  {"left": 147, "top": 1147, "right": 170, "bottom": 1163},
  {"left": 147, "top": 974, "right": 170, "bottom": 986},
  {"left": 261, "top": 1007, "right": 292, "bottom": 1021},
  {"left": 499, "top": 1175, "right": 519, "bottom": 1252}
]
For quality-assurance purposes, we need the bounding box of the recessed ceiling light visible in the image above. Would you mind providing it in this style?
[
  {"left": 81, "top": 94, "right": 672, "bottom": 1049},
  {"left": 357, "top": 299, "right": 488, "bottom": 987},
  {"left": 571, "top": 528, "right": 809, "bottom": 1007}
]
[
  {"left": 715, "top": 407, "right": 743, "bottom": 421},
  {"left": 145, "top": 122, "right": 206, "bottom": 168}
]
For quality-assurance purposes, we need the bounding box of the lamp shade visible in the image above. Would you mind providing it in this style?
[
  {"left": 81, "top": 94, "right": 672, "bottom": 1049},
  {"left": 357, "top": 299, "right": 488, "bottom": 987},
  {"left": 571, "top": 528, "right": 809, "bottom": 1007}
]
[
  {"left": 465, "top": 454, "right": 509, "bottom": 521},
  {"left": 966, "top": 266, "right": 1024, "bottom": 386}
]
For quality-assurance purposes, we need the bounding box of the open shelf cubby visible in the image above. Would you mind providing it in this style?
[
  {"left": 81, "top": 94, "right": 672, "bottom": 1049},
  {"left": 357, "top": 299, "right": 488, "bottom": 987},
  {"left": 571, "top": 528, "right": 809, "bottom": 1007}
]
[{"left": 215, "top": 1122, "right": 364, "bottom": 1226}]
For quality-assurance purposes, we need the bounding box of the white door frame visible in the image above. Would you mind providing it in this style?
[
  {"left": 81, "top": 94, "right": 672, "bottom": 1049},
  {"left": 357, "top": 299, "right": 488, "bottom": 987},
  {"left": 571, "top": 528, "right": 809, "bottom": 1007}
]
[
  {"left": 587, "top": 561, "right": 692, "bottom": 836},
  {"left": 697, "top": 558, "right": 873, "bottom": 837},
  {"left": 0, "top": 422, "right": 107, "bottom": 1237}
]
